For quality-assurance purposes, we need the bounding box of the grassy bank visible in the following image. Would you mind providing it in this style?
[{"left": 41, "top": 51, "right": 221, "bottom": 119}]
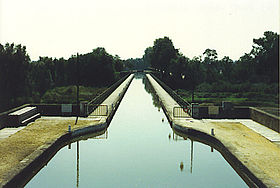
[
  {"left": 40, "top": 86, "right": 108, "bottom": 104},
  {"left": 176, "top": 89, "right": 279, "bottom": 108}
]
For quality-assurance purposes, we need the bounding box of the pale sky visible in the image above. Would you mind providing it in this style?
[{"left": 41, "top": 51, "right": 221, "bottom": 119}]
[{"left": 0, "top": 0, "right": 279, "bottom": 61}]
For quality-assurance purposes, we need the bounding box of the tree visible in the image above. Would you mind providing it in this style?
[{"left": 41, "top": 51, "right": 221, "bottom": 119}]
[
  {"left": 150, "top": 37, "right": 178, "bottom": 71},
  {"left": 232, "top": 53, "right": 254, "bottom": 83},
  {"left": 143, "top": 47, "right": 153, "bottom": 69},
  {"left": 29, "top": 60, "right": 53, "bottom": 96},
  {"left": 53, "top": 58, "right": 67, "bottom": 87},
  {"left": 79, "top": 47, "right": 115, "bottom": 87},
  {"left": 203, "top": 49, "right": 218, "bottom": 62},
  {"left": 113, "top": 55, "right": 124, "bottom": 72},
  {"left": 219, "top": 56, "right": 233, "bottom": 82},
  {"left": 251, "top": 31, "right": 279, "bottom": 83},
  {"left": 202, "top": 49, "right": 219, "bottom": 83},
  {"left": 0, "top": 43, "right": 30, "bottom": 111}
]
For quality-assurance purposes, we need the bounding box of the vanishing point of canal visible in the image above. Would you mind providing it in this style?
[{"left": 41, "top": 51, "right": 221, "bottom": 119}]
[{"left": 26, "top": 75, "right": 247, "bottom": 187}]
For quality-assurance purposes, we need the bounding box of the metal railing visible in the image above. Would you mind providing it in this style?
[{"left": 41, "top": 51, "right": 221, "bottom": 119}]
[
  {"left": 86, "top": 74, "right": 131, "bottom": 116},
  {"left": 88, "top": 104, "right": 108, "bottom": 116},
  {"left": 150, "top": 74, "right": 191, "bottom": 108},
  {"left": 173, "top": 106, "right": 191, "bottom": 118}
]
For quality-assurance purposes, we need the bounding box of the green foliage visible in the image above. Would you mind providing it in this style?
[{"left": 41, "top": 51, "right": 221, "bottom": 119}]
[
  {"left": 0, "top": 31, "right": 278, "bottom": 112},
  {"left": 145, "top": 31, "right": 279, "bottom": 107},
  {"left": 177, "top": 89, "right": 278, "bottom": 108},
  {"left": 0, "top": 44, "right": 125, "bottom": 112},
  {"left": 123, "top": 58, "right": 148, "bottom": 71},
  {"left": 78, "top": 48, "right": 116, "bottom": 87},
  {"left": 144, "top": 36, "right": 178, "bottom": 72},
  {"left": 40, "top": 86, "right": 107, "bottom": 104},
  {"left": 0, "top": 43, "right": 30, "bottom": 111}
]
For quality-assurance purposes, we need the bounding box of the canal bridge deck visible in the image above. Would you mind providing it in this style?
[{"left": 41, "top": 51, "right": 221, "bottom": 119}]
[
  {"left": 146, "top": 73, "right": 280, "bottom": 188},
  {"left": 146, "top": 74, "right": 191, "bottom": 120},
  {"left": 0, "top": 74, "right": 134, "bottom": 187},
  {"left": 88, "top": 74, "right": 134, "bottom": 119}
]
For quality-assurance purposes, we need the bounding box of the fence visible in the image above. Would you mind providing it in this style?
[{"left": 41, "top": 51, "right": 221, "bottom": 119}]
[
  {"left": 173, "top": 106, "right": 191, "bottom": 118},
  {"left": 88, "top": 104, "right": 108, "bottom": 116},
  {"left": 85, "top": 74, "right": 130, "bottom": 115},
  {"left": 150, "top": 74, "right": 191, "bottom": 108}
]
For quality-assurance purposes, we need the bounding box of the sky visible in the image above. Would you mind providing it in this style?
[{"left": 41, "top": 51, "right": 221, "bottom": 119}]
[{"left": 0, "top": 0, "right": 279, "bottom": 61}]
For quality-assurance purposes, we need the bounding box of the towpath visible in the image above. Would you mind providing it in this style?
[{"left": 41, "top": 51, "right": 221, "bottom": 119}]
[
  {"left": 0, "top": 74, "right": 133, "bottom": 187},
  {"left": 146, "top": 74, "right": 280, "bottom": 188}
]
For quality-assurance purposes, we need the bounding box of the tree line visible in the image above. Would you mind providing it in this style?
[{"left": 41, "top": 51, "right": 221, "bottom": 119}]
[
  {"left": 143, "top": 31, "right": 279, "bottom": 98},
  {"left": 0, "top": 46, "right": 126, "bottom": 112},
  {"left": 0, "top": 31, "right": 278, "bottom": 112}
]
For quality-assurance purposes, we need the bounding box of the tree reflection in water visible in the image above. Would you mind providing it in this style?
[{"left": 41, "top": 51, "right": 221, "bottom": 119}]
[{"left": 172, "top": 133, "right": 194, "bottom": 174}]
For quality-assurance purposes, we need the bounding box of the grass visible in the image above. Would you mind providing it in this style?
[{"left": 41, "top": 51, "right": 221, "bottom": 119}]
[
  {"left": 176, "top": 89, "right": 279, "bottom": 108},
  {"left": 40, "top": 86, "right": 108, "bottom": 104}
]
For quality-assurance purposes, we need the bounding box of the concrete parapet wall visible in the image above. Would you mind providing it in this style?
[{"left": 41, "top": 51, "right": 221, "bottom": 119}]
[
  {"left": 150, "top": 74, "right": 190, "bottom": 108},
  {"left": 198, "top": 106, "right": 250, "bottom": 119},
  {"left": 87, "top": 73, "right": 131, "bottom": 113},
  {"left": 250, "top": 107, "right": 280, "bottom": 133}
]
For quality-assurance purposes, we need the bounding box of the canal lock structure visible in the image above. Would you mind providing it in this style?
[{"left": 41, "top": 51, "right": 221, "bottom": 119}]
[{"left": 26, "top": 74, "right": 248, "bottom": 188}]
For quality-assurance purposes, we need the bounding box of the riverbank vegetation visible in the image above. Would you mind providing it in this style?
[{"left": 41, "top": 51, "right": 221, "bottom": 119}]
[
  {"left": 0, "top": 46, "right": 126, "bottom": 112},
  {"left": 143, "top": 31, "right": 279, "bottom": 108},
  {"left": 40, "top": 86, "right": 107, "bottom": 104},
  {"left": 0, "top": 31, "right": 278, "bottom": 112}
]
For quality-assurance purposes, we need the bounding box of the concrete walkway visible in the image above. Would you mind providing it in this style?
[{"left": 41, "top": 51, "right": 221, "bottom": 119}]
[
  {"left": 89, "top": 74, "right": 134, "bottom": 120},
  {"left": 146, "top": 74, "right": 191, "bottom": 119},
  {"left": 101, "top": 74, "right": 134, "bottom": 108},
  {"left": 147, "top": 74, "right": 280, "bottom": 188},
  {"left": 204, "top": 119, "right": 280, "bottom": 143},
  {"left": 0, "top": 127, "right": 25, "bottom": 140}
]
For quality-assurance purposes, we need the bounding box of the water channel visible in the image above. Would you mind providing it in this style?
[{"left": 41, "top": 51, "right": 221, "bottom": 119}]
[{"left": 26, "top": 74, "right": 247, "bottom": 187}]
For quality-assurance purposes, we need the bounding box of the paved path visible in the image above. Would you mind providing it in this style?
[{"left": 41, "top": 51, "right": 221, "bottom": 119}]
[
  {"left": 101, "top": 74, "right": 134, "bottom": 110},
  {"left": 204, "top": 119, "right": 280, "bottom": 143},
  {"left": 146, "top": 74, "right": 190, "bottom": 119},
  {"left": 89, "top": 74, "right": 134, "bottom": 120},
  {"left": 0, "top": 127, "right": 25, "bottom": 140},
  {"left": 147, "top": 73, "right": 280, "bottom": 187}
]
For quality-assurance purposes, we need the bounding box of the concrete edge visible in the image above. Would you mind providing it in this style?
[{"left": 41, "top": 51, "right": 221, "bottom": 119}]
[
  {"left": 1, "top": 74, "right": 134, "bottom": 188},
  {"left": 145, "top": 73, "right": 268, "bottom": 188},
  {"left": 250, "top": 107, "right": 280, "bottom": 120},
  {"left": 250, "top": 107, "right": 280, "bottom": 133},
  {"left": 172, "top": 124, "right": 267, "bottom": 188}
]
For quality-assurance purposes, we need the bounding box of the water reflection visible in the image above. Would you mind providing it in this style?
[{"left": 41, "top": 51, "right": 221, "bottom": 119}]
[
  {"left": 63, "top": 130, "right": 222, "bottom": 186},
  {"left": 133, "top": 72, "right": 144, "bottom": 79},
  {"left": 180, "top": 162, "right": 184, "bottom": 172},
  {"left": 143, "top": 75, "right": 162, "bottom": 109},
  {"left": 66, "top": 130, "right": 110, "bottom": 188},
  {"left": 76, "top": 141, "right": 79, "bottom": 188},
  {"left": 170, "top": 133, "right": 194, "bottom": 174},
  {"left": 75, "top": 130, "right": 108, "bottom": 188}
]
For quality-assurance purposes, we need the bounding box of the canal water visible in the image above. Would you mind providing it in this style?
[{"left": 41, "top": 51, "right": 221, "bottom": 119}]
[{"left": 26, "top": 75, "right": 247, "bottom": 188}]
